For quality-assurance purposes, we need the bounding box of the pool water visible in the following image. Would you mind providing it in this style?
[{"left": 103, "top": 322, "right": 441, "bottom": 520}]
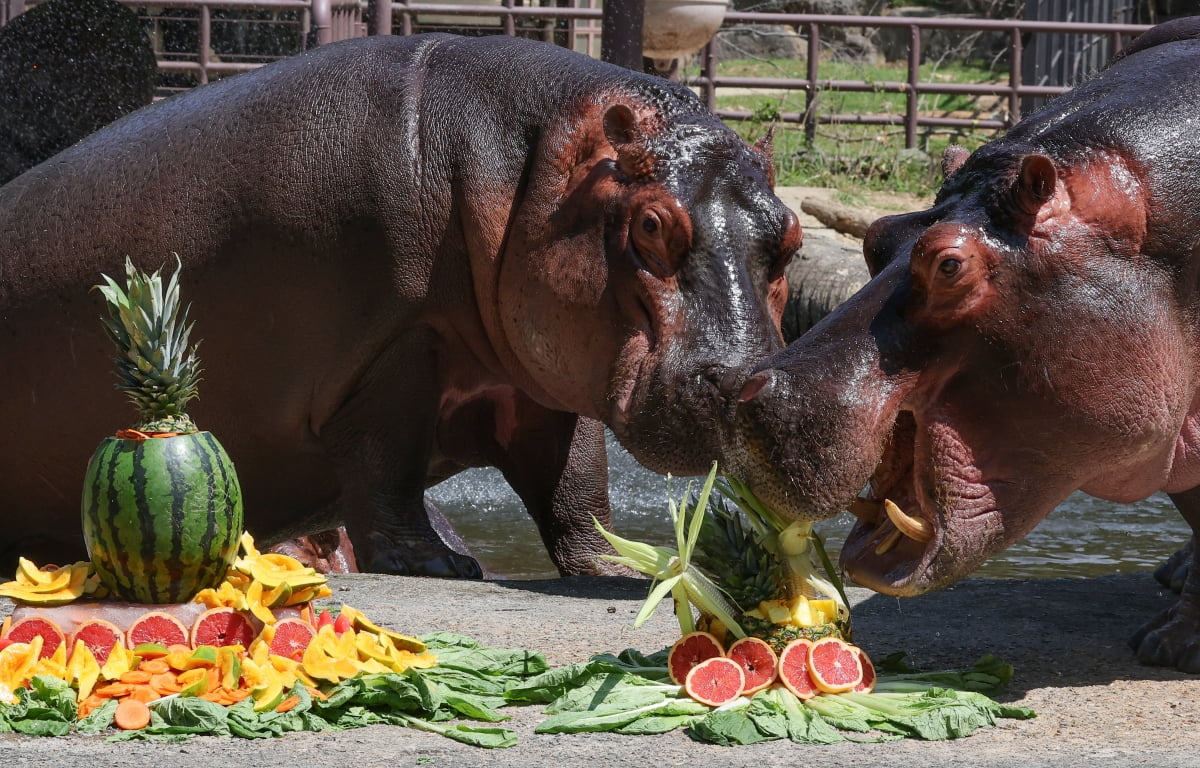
[{"left": 429, "top": 434, "right": 1192, "bottom": 582}]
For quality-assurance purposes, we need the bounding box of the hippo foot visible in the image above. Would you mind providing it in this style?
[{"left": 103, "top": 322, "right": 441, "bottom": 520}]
[
  {"left": 268, "top": 528, "right": 359, "bottom": 574},
  {"left": 360, "top": 532, "right": 484, "bottom": 580},
  {"left": 1129, "top": 603, "right": 1200, "bottom": 673},
  {"left": 1154, "top": 536, "right": 1193, "bottom": 594}
]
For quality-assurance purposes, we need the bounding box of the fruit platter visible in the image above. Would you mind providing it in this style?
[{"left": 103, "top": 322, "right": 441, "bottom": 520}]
[
  {"left": 0, "top": 258, "right": 542, "bottom": 745},
  {"left": 496, "top": 466, "right": 1035, "bottom": 745}
]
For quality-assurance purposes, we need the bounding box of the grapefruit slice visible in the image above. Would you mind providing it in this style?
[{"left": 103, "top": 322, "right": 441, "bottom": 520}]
[
  {"left": 667, "top": 630, "right": 725, "bottom": 685},
  {"left": 683, "top": 656, "right": 745, "bottom": 707},
  {"left": 71, "top": 618, "right": 124, "bottom": 665},
  {"left": 726, "top": 636, "right": 778, "bottom": 695},
  {"left": 807, "top": 636, "right": 864, "bottom": 694},
  {"left": 3, "top": 616, "right": 66, "bottom": 659},
  {"left": 852, "top": 646, "right": 876, "bottom": 693},
  {"left": 190, "top": 607, "right": 256, "bottom": 648},
  {"left": 777, "top": 638, "right": 819, "bottom": 700},
  {"left": 126, "top": 611, "right": 190, "bottom": 649},
  {"left": 266, "top": 617, "right": 317, "bottom": 661}
]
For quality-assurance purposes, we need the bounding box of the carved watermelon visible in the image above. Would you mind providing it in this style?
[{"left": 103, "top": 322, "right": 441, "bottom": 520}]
[{"left": 81, "top": 431, "right": 243, "bottom": 603}]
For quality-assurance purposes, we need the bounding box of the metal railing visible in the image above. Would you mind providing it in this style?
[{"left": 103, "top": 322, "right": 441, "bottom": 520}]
[
  {"left": 689, "top": 13, "right": 1151, "bottom": 147},
  {"left": 3, "top": 0, "right": 363, "bottom": 87},
  {"left": 0, "top": 2, "right": 1157, "bottom": 144},
  {"left": 371, "top": 0, "right": 603, "bottom": 56}
]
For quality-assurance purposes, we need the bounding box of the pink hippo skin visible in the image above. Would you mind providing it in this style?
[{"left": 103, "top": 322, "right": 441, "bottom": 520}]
[
  {"left": 725, "top": 17, "right": 1200, "bottom": 672},
  {"left": 0, "top": 34, "right": 799, "bottom": 581}
]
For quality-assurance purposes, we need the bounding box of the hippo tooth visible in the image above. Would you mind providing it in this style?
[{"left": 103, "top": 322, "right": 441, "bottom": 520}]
[
  {"left": 874, "top": 527, "right": 903, "bottom": 555},
  {"left": 883, "top": 498, "right": 933, "bottom": 543},
  {"left": 848, "top": 497, "right": 881, "bottom": 522}
]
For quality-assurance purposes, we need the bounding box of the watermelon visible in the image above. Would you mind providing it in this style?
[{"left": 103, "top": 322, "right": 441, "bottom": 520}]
[{"left": 81, "top": 431, "right": 244, "bottom": 603}]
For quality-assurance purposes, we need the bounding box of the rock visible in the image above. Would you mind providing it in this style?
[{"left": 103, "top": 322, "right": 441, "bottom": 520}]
[
  {"left": 715, "top": 24, "right": 805, "bottom": 60},
  {"left": 800, "top": 196, "right": 878, "bottom": 239},
  {"left": 781, "top": 228, "right": 870, "bottom": 341}
]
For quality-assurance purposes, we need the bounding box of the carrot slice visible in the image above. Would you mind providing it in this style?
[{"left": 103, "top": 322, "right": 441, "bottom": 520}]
[
  {"left": 127, "top": 686, "right": 159, "bottom": 704},
  {"left": 149, "top": 672, "right": 182, "bottom": 694},
  {"left": 77, "top": 693, "right": 108, "bottom": 719},
  {"left": 95, "top": 682, "right": 135, "bottom": 698},
  {"left": 140, "top": 658, "right": 171, "bottom": 675},
  {"left": 120, "top": 670, "right": 153, "bottom": 684},
  {"left": 114, "top": 699, "right": 151, "bottom": 730},
  {"left": 274, "top": 695, "right": 301, "bottom": 713}
]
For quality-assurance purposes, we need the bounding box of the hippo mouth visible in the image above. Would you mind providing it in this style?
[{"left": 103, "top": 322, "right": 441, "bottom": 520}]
[{"left": 836, "top": 411, "right": 1006, "bottom": 597}]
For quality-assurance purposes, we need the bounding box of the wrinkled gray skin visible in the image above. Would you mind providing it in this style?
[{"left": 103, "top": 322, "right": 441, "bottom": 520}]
[
  {"left": 726, "top": 17, "right": 1200, "bottom": 672},
  {"left": 0, "top": 35, "right": 799, "bottom": 581}
]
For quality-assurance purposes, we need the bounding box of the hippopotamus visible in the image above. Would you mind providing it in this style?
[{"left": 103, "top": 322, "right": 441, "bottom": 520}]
[
  {"left": 725, "top": 17, "right": 1200, "bottom": 672},
  {"left": 0, "top": 34, "right": 799, "bottom": 580}
]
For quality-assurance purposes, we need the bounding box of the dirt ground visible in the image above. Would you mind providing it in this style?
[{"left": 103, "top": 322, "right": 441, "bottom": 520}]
[{"left": 3, "top": 571, "right": 1199, "bottom": 767}]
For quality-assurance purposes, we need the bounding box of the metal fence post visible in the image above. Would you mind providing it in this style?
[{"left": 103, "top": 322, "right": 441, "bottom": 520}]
[
  {"left": 601, "top": 0, "right": 644, "bottom": 69},
  {"left": 369, "top": 0, "right": 392, "bottom": 35},
  {"left": 906, "top": 23, "right": 919, "bottom": 149}
]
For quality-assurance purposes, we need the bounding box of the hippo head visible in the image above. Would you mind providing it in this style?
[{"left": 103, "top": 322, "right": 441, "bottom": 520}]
[
  {"left": 494, "top": 91, "right": 801, "bottom": 475},
  {"left": 727, "top": 142, "right": 1195, "bottom": 596}
]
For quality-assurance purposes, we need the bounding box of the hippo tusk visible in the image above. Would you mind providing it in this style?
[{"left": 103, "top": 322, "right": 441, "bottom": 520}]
[
  {"left": 848, "top": 497, "right": 880, "bottom": 522},
  {"left": 883, "top": 498, "right": 933, "bottom": 543},
  {"left": 874, "top": 527, "right": 903, "bottom": 555}
]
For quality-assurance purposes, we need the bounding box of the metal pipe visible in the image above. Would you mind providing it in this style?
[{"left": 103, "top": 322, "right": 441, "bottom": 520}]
[{"left": 600, "top": 0, "right": 643, "bottom": 69}]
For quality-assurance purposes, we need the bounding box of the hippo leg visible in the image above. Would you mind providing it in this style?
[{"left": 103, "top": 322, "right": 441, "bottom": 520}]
[
  {"left": 321, "top": 339, "right": 483, "bottom": 580},
  {"left": 496, "top": 412, "right": 633, "bottom": 576},
  {"left": 1154, "top": 535, "right": 1193, "bottom": 594},
  {"left": 1130, "top": 489, "right": 1200, "bottom": 671}
]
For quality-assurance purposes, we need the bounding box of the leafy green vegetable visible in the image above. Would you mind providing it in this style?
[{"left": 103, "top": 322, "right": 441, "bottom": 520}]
[
  {"left": 515, "top": 648, "right": 1034, "bottom": 746},
  {"left": 0, "top": 634, "right": 541, "bottom": 748}
]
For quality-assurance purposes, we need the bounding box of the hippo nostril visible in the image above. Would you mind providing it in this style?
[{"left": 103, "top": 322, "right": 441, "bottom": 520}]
[{"left": 738, "top": 371, "right": 775, "bottom": 403}]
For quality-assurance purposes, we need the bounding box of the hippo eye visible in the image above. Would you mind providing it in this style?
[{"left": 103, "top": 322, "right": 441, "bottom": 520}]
[
  {"left": 937, "top": 257, "right": 961, "bottom": 277},
  {"left": 642, "top": 213, "right": 660, "bottom": 234}
]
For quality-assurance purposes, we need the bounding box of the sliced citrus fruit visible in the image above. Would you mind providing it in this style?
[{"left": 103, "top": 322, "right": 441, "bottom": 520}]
[
  {"left": 190, "top": 607, "right": 256, "bottom": 648},
  {"left": 683, "top": 655, "right": 745, "bottom": 707},
  {"left": 807, "top": 636, "right": 863, "bottom": 694},
  {"left": 777, "top": 638, "right": 819, "bottom": 700},
  {"left": 126, "top": 611, "right": 189, "bottom": 649},
  {"left": 266, "top": 617, "right": 317, "bottom": 662},
  {"left": 71, "top": 618, "right": 124, "bottom": 665},
  {"left": 4, "top": 616, "right": 66, "bottom": 659},
  {"left": 725, "top": 636, "right": 778, "bottom": 695},
  {"left": 667, "top": 630, "right": 725, "bottom": 685},
  {"left": 852, "top": 645, "right": 876, "bottom": 693}
]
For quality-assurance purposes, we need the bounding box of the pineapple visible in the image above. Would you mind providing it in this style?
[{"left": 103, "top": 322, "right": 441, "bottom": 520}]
[
  {"left": 693, "top": 488, "right": 851, "bottom": 654},
  {"left": 95, "top": 255, "right": 201, "bottom": 435},
  {"left": 596, "top": 465, "right": 851, "bottom": 654},
  {"left": 81, "top": 256, "right": 243, "bottom": 603}
]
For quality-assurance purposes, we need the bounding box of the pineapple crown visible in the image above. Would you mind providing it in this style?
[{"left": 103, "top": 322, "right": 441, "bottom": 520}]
[{"left": 95, "top": 255, "right": 202, "bottom": 434}]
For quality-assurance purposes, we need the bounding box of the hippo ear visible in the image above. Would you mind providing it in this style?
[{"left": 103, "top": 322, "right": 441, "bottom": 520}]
[
  {"left": 604, "top": 104, "right": 658, "bottom": 180},
  {"left": 1014, "top": 154, "right": 1057, "bottom": 215},
  {"left": 751, "top": 126, "right": 777, "bottom": 188},
  {"left": 941, "top": 145, "right": 970, "bottom": 179}
]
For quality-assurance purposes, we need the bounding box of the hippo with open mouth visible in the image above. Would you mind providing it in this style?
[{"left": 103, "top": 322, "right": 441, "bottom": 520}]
[{"left": 727, "top": 17, "right": 1200, "bottom": 672}]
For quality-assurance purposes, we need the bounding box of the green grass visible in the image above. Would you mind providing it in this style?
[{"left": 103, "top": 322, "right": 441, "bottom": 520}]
[{"left": 686, "top": 57, "right": 1007, "bottom": 197}]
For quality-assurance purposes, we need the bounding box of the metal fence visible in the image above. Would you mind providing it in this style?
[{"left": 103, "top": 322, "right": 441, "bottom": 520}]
[
  {"left": 0, "top": 1, "right": 1158, "bottom": 144},
  {"left": 690, "top": 13, "right": 1151, "bottom": 147}
]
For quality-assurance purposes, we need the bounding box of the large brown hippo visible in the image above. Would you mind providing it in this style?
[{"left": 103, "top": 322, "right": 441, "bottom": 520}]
[
  {"left": 726, "top": 17, "right": 1200, "bottom": 672},
  {"left": 0, "top": 34, "right": 799, "bottom": 580}
]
